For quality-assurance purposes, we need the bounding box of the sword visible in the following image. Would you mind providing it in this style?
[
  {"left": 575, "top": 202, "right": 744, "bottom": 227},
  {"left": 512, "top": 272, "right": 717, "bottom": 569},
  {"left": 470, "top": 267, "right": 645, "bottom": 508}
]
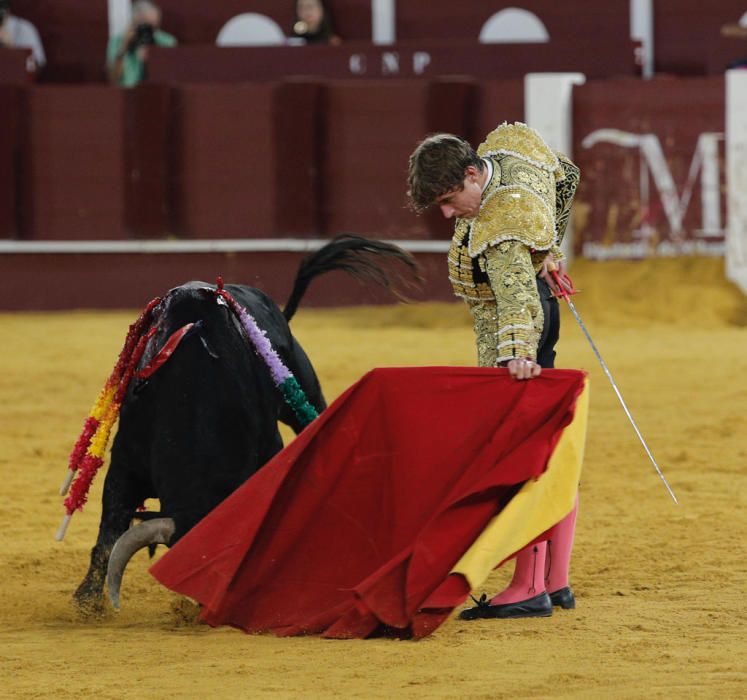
[{"left": 549, "top": 269, "right": 679, "bottom": 504}]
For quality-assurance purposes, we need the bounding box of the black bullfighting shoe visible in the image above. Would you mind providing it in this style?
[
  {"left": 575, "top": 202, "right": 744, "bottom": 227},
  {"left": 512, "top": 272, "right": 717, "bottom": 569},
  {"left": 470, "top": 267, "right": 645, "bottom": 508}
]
[
  {"left": 458, "top": 592, "right": 553, "bottom": 620},
  {"left": 549, "top": 586, "right": 576, "bottom": 609}
]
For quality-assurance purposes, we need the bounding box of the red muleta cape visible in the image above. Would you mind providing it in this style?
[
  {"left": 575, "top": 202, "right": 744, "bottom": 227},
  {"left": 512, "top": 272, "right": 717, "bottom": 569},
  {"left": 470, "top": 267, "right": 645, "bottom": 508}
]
[{"left": 150, "top": 366, "right": 587, "bottom": 639}]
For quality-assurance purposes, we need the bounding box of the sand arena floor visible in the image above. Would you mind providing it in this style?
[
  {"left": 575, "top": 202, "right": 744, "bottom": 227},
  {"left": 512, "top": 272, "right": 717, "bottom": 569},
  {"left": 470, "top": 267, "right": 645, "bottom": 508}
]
[{"left": 1, "top": 258, "right": 746, "bottom": 699}]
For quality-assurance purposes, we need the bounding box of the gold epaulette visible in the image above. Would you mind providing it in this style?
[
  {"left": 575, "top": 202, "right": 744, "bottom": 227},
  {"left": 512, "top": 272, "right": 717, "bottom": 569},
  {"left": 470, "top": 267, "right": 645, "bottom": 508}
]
[
  {"left": 468, "top": 185, "right": 556, "bottom": 257},
  {"left": 477, "top": 122, "right": 561, "bottom": 174}
]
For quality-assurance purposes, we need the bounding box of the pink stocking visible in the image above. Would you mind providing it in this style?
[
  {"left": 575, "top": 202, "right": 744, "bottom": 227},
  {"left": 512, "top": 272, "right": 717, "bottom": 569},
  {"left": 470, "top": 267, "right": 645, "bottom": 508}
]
[
  {"left": 545, "top": 497, "right": 579, "bottom": 594},
  {"left": 489, "top": 542, "right": 547, "bottom": 605}
]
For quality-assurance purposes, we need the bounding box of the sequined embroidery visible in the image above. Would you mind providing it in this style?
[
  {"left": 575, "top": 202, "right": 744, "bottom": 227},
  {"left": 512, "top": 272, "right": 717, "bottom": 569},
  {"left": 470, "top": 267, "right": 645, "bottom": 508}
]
[
  {"left": 554, "top": 153, "right": 581, "bottom": 247},
  {"left": 477, "top": 121, "right": 561, "bottom": 173},
  {"left": 447, "top": 124, "right": 580, "bottom": 364}
]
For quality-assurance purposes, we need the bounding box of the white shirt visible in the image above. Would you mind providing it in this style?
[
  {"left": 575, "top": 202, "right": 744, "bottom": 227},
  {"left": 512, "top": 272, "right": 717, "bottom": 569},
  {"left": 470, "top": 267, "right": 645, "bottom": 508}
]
[
  {"left": 481, "top": 158, "right": 494, "bottom": 194},
  {"left": 2, "top": 15, "right": 46, "bottom": 69}
]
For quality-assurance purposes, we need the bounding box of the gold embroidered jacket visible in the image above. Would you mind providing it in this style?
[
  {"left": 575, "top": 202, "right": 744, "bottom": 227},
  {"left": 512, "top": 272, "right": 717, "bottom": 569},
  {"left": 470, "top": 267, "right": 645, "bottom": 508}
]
[{"left": 447, "top": 122, "right": 580, "bottom": 366}]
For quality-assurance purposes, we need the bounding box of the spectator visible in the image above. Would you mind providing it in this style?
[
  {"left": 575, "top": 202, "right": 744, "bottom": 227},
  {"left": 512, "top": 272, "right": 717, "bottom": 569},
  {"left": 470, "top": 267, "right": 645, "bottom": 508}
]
[
  {"left": 0, "top": 0, "right": 46, "bottom": 72},
  {"left": 721, "top": 14, "right": 747, "bottom": 69},
  {"left": 721, "top": 14, "right": 747, "bottom": 39},
  {"left": 107, "top": 1, "right": 176, "bottom": 87},
  {"left": 290, "top": 0, "right": 341, "bottom": 45}
]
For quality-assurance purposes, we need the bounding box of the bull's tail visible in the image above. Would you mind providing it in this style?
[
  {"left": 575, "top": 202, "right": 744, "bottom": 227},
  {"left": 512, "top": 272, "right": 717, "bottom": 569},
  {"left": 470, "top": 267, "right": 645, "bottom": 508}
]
[{"left": 282, "top": 234, "right": 421, "bottom": 321}]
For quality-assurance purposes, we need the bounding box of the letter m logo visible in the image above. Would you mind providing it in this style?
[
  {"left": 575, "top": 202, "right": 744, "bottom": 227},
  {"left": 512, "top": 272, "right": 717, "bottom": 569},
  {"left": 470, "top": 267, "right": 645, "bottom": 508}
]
[{"left": 582, "top": 129, "right": 725, "bottom": 240}]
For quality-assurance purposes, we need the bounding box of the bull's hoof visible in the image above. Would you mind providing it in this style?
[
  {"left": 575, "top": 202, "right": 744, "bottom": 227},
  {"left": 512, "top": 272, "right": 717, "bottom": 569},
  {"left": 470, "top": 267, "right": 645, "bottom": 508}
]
[
  {"left": 73, "top": 576, "right": 109, "bottom": 618},
  {"left": 72, "top": 591, "right": 109, "bottom": 619},
  {"left": 73, "top": 543, "right": 112, "bottom": 617},
  {"left": 170, "top": 597, "right": 202, "bottom": 626}
]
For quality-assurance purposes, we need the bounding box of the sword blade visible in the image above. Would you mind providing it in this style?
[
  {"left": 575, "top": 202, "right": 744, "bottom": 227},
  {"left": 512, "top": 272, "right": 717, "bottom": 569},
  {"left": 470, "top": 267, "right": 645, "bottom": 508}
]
[{"left": 564, "top": 296, "right": 679, "bottom": 504}]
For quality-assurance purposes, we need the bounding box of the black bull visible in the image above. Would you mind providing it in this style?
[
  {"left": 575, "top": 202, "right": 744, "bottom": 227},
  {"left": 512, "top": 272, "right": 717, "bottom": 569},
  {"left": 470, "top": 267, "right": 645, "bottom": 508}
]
[{"left": 72, "top": 236, "right": 417, "bottom": 610}]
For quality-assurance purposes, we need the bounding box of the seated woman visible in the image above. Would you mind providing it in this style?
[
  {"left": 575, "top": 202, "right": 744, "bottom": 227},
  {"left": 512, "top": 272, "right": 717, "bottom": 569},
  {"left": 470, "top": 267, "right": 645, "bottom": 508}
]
[{"left": 290, "top": 0, "right": 341, "bottom": 45}]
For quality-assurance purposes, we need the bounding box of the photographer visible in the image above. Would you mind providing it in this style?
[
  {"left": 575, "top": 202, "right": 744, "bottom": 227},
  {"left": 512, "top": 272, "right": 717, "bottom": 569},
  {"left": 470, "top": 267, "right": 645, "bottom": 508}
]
[
  {"left": 107, "top": 1, "right": 176, "bottom": 87},
  {"left": 290, "top": 0, "right": 341, "bottom": 45},
  {"left": 0, "top": 0, "right": 46, "bottom": 72}
]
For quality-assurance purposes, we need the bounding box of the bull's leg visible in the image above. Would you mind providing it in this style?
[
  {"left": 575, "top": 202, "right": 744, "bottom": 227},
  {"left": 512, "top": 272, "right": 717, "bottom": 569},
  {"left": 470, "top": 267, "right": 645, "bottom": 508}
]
[{"left": 73, "top": 464, "right": 144, "bottom": 613}]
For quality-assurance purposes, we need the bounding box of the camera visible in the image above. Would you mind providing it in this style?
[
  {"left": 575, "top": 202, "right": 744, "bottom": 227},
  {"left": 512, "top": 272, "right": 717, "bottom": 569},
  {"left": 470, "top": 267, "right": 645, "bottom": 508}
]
[{"left": 128, "top": 23, "right": 156, "bottom": 52}]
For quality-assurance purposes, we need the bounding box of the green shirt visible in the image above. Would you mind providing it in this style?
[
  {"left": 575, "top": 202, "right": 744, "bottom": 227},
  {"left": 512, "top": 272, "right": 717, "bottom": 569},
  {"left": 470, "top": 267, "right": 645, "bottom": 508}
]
[{"left": 107, "top": 30, "right": 177, "bottom": 87}]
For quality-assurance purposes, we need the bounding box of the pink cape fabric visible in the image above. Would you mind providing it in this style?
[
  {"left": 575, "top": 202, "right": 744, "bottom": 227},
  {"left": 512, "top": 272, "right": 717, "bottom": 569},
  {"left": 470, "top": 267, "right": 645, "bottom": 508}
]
[{"left": 150, "top": 367, "right": 586, "bottom": 638}]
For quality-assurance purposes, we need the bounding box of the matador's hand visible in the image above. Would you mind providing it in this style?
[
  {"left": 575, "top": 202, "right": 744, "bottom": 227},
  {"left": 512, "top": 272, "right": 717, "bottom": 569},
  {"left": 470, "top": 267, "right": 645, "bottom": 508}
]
[
  {"left": 505, "top": 358, "right": 542, "bottom": 380},
  {"left": 538, "top": 255, "right": 570, "bottom": 294}
]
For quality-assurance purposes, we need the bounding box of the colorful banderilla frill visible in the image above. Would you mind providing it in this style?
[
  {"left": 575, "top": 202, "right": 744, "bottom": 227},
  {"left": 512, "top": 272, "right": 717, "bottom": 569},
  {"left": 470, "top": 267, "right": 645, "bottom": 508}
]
[
  {"left": 56, "top": 280, "right": 319, "bottom": 541},
  {"left": 56, "top": 297, "right": 162, "bottom": 540},
  {"left": 215, "top": 277, "right": 319, "bottom": 427}
]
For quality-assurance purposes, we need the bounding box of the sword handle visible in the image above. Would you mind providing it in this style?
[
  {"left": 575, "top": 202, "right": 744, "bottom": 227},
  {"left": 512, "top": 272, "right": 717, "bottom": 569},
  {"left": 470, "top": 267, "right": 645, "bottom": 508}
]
[{"left": 549, "top": 269, "right": 579, "bottom": 300}]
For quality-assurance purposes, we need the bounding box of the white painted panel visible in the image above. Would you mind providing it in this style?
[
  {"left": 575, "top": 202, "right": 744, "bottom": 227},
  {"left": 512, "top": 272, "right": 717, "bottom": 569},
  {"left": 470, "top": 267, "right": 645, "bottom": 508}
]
[
  {"left": 525, "top": 73, "right": 586, "bottom": 261},
  {"left": 108, "top": 0, "right": 131, "bottom": 37},
  {"left": 479, "top": 9, "right": 549, "bottom": 43},
  {"left": 372, "top": 0, "right": 395, "bottom": 45},
  {"left": 216, "top": 13, "right": 285, "bottom": 46},
  {"left": 726, "top": 70, "right": 747, "bottom": 293},
  {"left": 630, "top": 0, "right": 654, "bottom": 79}
]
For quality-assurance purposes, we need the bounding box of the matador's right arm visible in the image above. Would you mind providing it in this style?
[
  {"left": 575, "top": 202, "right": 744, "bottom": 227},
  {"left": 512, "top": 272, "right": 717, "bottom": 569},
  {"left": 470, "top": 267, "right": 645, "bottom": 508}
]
[{"left": 477, "top": 240, "right": 543, "bottom": 365}]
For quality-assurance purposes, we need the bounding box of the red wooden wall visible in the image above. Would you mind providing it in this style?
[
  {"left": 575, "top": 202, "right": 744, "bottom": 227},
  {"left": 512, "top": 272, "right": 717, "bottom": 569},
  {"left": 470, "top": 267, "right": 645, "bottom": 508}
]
[
  {"left": 0, "top": 249, "right": 452, "bottom": 311},
  {"left": 171, "top": 84, "right": 276, "bottom": 239},
  {"left": 157, "top": 0, "right": 372, "bottom": 44},
  {"left": 12, "top": 0, "right": 109, "bottom": 82},
  {"left": 653, "top": 0, "right": 747, "bottom": 75},
  {"left": 10, "top": 0, "right": 372, "bottom": 83},
  {"left": 145, "top": 41, "right": 635, "bottom": 83},
  {"left": 1, "top": 74, "right": 726, "bottom": 252},
  {"left": 9, "top": 0, "right": 747, "bottom": 84},
  {"left": 573, "top": 76, "right": 725, "bottom": 258},
  {"left": 0, "top": 78, "right": 525, "bottom": 242},
  {"left": 0, "top": 86, "right": 22, "bottom": 238},
  {"left": 395, "top": 0, "right": 630, "bottom": 42},
  {"left": 22, "top": 87, "right": 126, "bottom": 240}
]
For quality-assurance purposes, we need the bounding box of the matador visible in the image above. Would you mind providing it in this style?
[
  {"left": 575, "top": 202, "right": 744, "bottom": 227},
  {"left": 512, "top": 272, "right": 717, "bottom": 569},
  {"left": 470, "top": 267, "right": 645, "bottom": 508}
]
[{"left": 407, "top": 121, "right": 581, "bottom": 619}]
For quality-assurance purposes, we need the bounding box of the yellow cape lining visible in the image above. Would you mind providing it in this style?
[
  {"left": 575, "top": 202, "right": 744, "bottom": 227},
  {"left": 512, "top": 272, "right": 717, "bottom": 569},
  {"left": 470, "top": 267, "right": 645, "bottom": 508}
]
[{"left": 451, "top": 379, "right": 589, "bottom": 589}]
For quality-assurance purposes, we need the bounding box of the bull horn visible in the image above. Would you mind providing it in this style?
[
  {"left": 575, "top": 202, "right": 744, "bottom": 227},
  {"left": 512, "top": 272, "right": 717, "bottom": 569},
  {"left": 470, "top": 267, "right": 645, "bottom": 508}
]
[{"left": 106, "top": 518, "right": 175, "bottom": 610}]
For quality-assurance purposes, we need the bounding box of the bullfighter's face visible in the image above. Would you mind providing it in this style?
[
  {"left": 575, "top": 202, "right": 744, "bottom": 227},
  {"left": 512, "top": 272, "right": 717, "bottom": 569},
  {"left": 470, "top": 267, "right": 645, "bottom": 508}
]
[{"left": 435, "top": 165, "right": 485, "bottom": 220}]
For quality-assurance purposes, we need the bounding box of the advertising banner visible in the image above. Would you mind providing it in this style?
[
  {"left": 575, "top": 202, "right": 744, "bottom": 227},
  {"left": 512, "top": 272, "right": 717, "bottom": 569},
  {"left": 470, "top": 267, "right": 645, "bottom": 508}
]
[{"left": 573, "top": 77, "right": 725, "bottom": 259}]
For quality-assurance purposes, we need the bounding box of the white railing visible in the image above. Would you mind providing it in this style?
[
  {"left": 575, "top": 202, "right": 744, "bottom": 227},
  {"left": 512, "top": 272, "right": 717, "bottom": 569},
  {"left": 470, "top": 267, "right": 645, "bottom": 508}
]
[{"left": 0, "top": 239, "right": 450, "bottom": 254}]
